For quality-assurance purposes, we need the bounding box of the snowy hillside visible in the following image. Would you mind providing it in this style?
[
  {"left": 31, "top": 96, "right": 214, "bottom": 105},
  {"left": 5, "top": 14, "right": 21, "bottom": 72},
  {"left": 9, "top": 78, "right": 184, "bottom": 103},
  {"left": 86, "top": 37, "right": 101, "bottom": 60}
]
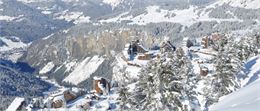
[
  {"left": 210, "top": 79, "right": 260, "bottom": 111},
  {"left": 210, "top": 55, "right": 260, "bottom": 111},
  {"left": 0, "top": 37, "right": 27, "bottom": 52},
  {"left": 39, "top": 62, "right": 55, "bottom": 74},
  {"left": 100, "top": 3, "right": 249, "bottom": 26},
  {"left": 0, "top": 0, "right": 73, "bottom": 42},
  {"left": 0, "top": 37, "right": 28, "bottom": 62},
  {"left": 16, "top": 0, "right": 52, "bottom": 3},
  {"left": 63, "top": 56, "right": 105, "bottom": 85},
  {"left": 217, "top": 0, "right": 260, "bottom": 9},
  {"left": 55, "top": 11, "right": 91, "bottom": 24},
  {"left": 103, "top": 0, "right": 123, "bottom": 9},
  {"left": 6, "top": 97, "right": 25, "bottom": 111},
  {"left": 239, "top": 55, "right": 260, "bottom": 87}
]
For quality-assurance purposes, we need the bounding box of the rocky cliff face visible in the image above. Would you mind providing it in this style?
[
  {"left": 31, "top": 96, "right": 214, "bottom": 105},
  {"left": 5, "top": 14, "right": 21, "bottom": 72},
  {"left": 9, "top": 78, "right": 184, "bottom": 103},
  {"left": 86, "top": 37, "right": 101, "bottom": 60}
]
[
  {"left": 25, "top": 26, "right": 157, "bottom": 67},
  {"left": 23, "top": 24, "right": 159, "bottom": 87}
]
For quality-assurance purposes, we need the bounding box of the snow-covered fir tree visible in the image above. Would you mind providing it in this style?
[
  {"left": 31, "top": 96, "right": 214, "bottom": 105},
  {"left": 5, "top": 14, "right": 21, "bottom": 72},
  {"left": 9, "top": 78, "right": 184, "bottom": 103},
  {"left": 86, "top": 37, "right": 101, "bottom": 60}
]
[
  {"left": 119, "top": 85, "right": 130, "bottom": 110},
  {"left": 235, "top": 37, "right": 259, "bottom": 62},
  {"left": 118, "top": 69, "right": 134, "bottom": 111},
  {"left": 120, "top": 47, "right": 199, "bottom": 111},
  {"left": 253, "top": 34, "right": 260, "bottom": 49},
  {"left": 207, "top": 35, "right": 243, "bottom": 106}
]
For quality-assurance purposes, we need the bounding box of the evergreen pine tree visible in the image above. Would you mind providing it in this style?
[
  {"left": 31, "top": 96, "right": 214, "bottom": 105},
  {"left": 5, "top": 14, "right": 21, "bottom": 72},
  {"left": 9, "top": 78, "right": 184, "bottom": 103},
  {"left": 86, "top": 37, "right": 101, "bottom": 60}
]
[
  {"left": 210, "top": 35, "right": 242, "bottom": 104},
  {"left": 123, "top": 48, "right": 199, "bottom": 111},
  {"left": 236, "top": 37, "right": 258, "bottom": 62}
]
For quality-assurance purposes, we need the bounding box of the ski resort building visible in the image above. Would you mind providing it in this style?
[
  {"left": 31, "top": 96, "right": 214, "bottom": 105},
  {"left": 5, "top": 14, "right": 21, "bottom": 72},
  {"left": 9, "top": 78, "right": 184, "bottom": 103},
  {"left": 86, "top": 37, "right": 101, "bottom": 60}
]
[
  {"left": 122, "top": 39, "right": 160, "bottom": 67},
  {"left": 127, "top": 40, "right": 148, "bottom": 55}
]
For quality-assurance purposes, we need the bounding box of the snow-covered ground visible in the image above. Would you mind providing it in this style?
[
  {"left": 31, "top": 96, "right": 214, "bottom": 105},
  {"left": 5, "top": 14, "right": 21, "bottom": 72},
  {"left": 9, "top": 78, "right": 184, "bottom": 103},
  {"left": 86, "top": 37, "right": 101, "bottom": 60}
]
[
  {"left": 64, "top": 60, "right": 77, "bottom": 73},
  {"left": 41, "top": 10, "right": 52, "bottom": 15},
  {"left": 239, "top": 55, "right": 260, "bottom": 87},
  {"left": 217, "top": 0, "right": 260, "bottom": 9},
  {"left": 210, "top": 79, "right": 260, "bottom": 111},
  {"left": 190, "top": 46, "right": 217, "bottom": 110},
  {"left": 6, "top": 97, "right": 25, "bottom": 111},
  {"left": 112, "top": 43, "right": 159, "bottom": 83},
  {"left": 113, "top": 53, "right": 142, "bottom": 82},
  {"left": 63, "top": 56, "right": 105, "bottom": 85},
  {"left": 0, "top": 14, "right": 24, "bottom": 22},
  {"left": 100, "top": 3, "right": 243, "bottom": 26},
  {"left": 66, "top": 88, "right": 119, "bottom": 110},
  {"left": 16, "top": 0, "right": 52, "bottom": 3},
  {"left": 55, "top": 11, "right": 90, "bottom": 24},
  {"left": 39, "top": 62, "right": 55, "bottom": 74},
  {"left": 42, "top": 33, "right": 54, "bottom": 40},
  {"left": 29, "top": 86, "right": 120, "bottom": 111},
  {"left": 0, "top": 37, "right": 27, "bottom": 52},
  {"left": 0, "top": 37, "right": 28, "bottom": 62},
  {"left": 103, "top": 0, "right": 123, "bottom": 9},
  {"left": 209, "top": 54, "right": 260, "bottom": 111},
  {"left": 0, "top": 15, "right": 17, "bottom": 22}
]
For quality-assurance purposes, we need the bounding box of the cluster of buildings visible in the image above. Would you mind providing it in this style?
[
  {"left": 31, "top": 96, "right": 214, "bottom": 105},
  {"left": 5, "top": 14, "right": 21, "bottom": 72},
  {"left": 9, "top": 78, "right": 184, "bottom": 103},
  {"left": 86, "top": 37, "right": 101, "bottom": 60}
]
[
  {"left": 185, "top": 33, "right": 223, "bottom": 77},
  {"left": 24, "top": 76, "right": 112, "bottom": 110},
  {"left": 122, "top": 36, "right": 220, "bottom": 78}
]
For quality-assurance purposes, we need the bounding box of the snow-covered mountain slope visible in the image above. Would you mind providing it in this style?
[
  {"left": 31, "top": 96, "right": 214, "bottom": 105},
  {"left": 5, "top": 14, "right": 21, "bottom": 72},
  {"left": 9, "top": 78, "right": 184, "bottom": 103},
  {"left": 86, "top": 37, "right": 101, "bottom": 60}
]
[
  {"left": 100, "top": 5, "right": 244, "bottom": 26},
  {"left": 0, "top": 37, "right": 27, "bottom": 52},
  {"left": 103, "top": 0, "right": 123, "bottom": 9},
  {"left": 55, "top": 11, "right": 91, "bottom": 24},
  {"left": 16, "top": 0, "right": 52, "bottom": 3},
  {"left": 6, "top": 97, "right": 25, "bottom": 111},
  {"left": 100, "top": 0, "right": 259, "bottom": 27},
  {"left": 0, "top": 15, "right": 23, "bottom": 22},
  {"left": 15, "top": 0, "right": 112, "bottom": 25},
  {"left": 217, "top": 0, "right": 260, "bottom": 9},
  {"left": 39, "top": 62, "right": 55, "bottom": 74},
  {"left": 0, "top": 0, "right": 73, "bottom": 42},
  {"left": 0, "top": 37, "right": 27, "bottom": 62},
  {"left": 210, "top": 79, "right": 260, "bottom": 111},
  {"left": 210, "top": 55, "right": 260, "bottom": 111},
  {"left": 63, "top": 56, "right": 105, "bottom": 85},
  {"left": 239, "top": 55, "right": 260, "bottom": 87}
]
